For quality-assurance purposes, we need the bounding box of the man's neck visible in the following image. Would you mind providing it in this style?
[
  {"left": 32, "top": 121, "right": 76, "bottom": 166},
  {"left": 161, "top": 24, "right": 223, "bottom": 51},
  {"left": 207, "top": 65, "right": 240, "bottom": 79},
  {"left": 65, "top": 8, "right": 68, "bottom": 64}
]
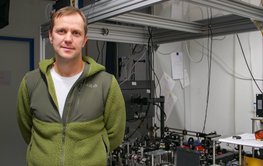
[{"left": 53, "top": 59, "right": 84, "bottom": 77}]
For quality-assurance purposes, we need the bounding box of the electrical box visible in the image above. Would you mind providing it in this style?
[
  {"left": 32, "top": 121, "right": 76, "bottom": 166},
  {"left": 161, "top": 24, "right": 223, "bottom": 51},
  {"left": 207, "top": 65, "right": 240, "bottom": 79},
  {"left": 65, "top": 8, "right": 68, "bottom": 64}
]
[
  {"left": 120, "top": 80, "right": 154, "bottom": 121},
  {"left": 256, "top": 94, "right": 263, "bottom": 117}
]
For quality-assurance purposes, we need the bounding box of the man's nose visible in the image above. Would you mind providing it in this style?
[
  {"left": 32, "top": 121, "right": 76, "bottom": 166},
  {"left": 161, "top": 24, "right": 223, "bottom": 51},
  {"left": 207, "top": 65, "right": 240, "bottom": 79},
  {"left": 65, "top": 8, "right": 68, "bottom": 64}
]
[{"left": 64, "top": 32, "right": 73, "bottom": 42}]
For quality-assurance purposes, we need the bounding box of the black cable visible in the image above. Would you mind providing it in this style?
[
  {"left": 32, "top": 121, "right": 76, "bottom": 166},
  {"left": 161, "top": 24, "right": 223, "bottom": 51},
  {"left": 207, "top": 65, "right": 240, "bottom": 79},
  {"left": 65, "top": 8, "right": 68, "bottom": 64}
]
[
  {"left": 154, "top": 103, "right": 167, "bottom": 122},
  {"left": 147, "top": 27, "right": 164, "bottom": 129},
  {"left": 147, "top": 27, "right": 162, "bottom": 98},
  {"left": 130, "top": 44, "right": 146, "bottom": 80},
  {"left": 202, "top": 9, "right": 213, "bottom": 133},
  {"left": 95, "top": 41, "right": 100, "bottom": 62},
  {"left": 147, "top": 27, "right": 153, "bottom": 89},
  {"left": 150, "top": 36, "right": 162, "bottom": 98},
  {"left": 236, "top": 34, "right": 263, "bottom": 94},
  {"left": 147, "top": 27, "right": 155, "bottom": 108},
  {"left": 96, "top": 41, "right": 105, "bottom": 63},
  {"left": 132, "top": 44, "right": 145, "bottom": 55},
  {"left": 126, "top": 103, "right": 151, "bottom": 139},
  {"left": 132, "top": 44, "right": 138, "bottom": 55}
]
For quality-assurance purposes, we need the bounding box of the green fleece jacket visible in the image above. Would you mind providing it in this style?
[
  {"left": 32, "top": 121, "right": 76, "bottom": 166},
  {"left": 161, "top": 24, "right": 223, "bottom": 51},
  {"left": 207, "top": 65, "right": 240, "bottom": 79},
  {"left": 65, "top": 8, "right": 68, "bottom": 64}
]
[{"left": 17, "top": 56, "right": 126, "bottom": 166}]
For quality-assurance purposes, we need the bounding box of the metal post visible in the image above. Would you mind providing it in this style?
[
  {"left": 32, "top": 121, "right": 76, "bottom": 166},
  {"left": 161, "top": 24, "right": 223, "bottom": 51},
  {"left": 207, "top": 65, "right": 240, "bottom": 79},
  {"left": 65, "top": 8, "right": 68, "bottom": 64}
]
[
  {"left": 239, "top": 145, "right": 242, "bottom": 166},
  {"left": 160, "top": 96, "right": 165, "bottom": 138},
  {"left": 213, "top": 140, "right": 216, "bottom": 165},
  {"left": 252, "top": 118, "right": 255, "bottom": 157},
  {"left": 151, "top": 154, "right": 154, "bottom": 166}
]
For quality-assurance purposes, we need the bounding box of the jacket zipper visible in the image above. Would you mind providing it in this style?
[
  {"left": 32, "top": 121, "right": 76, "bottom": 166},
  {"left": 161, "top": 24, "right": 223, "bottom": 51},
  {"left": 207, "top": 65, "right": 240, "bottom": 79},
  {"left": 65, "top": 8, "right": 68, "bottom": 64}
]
[
  {"left": 61, "top": 124, "right": 66, "bottom": 166},
  {"left": 60, "top": 96, "right": 70, "bottom": 166},
  {"left": 60, "top": 79, "right": 84, "bottom": 166}
]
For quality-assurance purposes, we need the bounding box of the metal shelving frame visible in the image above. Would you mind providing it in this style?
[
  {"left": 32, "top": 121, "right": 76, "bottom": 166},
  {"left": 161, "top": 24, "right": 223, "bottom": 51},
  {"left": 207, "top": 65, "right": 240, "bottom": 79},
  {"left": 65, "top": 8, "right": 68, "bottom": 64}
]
[{"left": 40, "top": 0, "right": 263, "bottom": 59}]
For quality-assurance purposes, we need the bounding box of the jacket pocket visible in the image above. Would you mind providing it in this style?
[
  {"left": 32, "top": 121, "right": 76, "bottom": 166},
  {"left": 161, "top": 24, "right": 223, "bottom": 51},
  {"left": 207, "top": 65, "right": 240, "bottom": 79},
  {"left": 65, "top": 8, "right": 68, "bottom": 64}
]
[
  {"left": 101, "top": 132, "right": 110, "bottom": 154},
  {"left": 74, "top": 133, "right": 108, "bottom": 166},
  {"left": 26, "top": 131, "right": 34, "bottom": 165},
  {"left": 26, "top": 139, "right": 33, "bottom": 164}
]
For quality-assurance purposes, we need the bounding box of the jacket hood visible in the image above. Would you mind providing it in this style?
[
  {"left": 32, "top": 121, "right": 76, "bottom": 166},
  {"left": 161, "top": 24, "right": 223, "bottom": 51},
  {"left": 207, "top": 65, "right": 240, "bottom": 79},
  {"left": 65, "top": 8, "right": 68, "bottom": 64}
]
[{"left": 38, "top": 56, "right": 105, "bottom": 77}]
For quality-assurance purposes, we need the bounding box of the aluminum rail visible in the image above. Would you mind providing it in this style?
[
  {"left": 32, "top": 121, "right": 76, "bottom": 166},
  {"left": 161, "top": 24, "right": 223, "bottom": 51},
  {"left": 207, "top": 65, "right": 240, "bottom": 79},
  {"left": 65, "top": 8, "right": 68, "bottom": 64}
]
[
  {"left": 153, "top": 14, "right": 260, "bottom": 44},
  {"left": 88, "top": 22, "right": 149, "bottom": 44},
  {"left": 185, "top": 0, "right": 263, "bottom": 21},
  {"left": 108, "top": 12, "right": 203, "bottom": 33},
  {"left": 81, "top": 0, "right": 168, "bottom": 24},
  {"left": 41, "top": 0, "right": 167, "bottom": 38}
]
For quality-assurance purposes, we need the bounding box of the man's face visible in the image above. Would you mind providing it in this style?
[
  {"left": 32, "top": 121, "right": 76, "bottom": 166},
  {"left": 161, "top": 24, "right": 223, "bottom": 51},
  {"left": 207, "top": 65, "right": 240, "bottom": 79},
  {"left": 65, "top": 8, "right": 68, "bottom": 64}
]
[{"left": 49, "top": 13, "right": 87, "bottom": 62}]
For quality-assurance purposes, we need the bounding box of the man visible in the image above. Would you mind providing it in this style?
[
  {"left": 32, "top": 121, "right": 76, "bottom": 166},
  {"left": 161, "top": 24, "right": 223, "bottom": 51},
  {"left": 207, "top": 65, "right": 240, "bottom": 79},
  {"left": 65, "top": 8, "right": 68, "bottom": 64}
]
[{"left": 17, "top": 6, "right": 126, "bottom": 166}]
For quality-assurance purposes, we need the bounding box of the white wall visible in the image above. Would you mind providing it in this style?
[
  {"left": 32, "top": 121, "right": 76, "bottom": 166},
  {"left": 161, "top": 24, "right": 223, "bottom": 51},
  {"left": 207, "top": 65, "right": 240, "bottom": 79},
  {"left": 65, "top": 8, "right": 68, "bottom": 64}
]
[
  {"left": 154, "top": 0, "right": 263, "bottom": 138},
  {"left": 0, "top": 0, "right": 53, "bottom": 65},
  {"left": 153, "top": 1, "right": 192, "bottom": 132}
]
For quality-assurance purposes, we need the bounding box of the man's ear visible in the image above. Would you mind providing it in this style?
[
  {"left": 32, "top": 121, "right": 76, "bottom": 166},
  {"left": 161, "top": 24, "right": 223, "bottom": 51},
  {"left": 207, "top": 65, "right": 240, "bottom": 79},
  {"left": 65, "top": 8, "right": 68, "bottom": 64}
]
[
  {"left": 49, "top": 31, "right": 53, "bottom": 44},
  {"left": 82, "top": 36, "right": 88, "bottom": 47}
]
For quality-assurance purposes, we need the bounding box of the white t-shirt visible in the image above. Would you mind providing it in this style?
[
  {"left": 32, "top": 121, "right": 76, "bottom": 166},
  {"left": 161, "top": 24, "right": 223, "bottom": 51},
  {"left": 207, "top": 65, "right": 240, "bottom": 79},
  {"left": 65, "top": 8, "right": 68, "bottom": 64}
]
[{"left": 50, "top": 67, "right": 82, "bottom": 118}]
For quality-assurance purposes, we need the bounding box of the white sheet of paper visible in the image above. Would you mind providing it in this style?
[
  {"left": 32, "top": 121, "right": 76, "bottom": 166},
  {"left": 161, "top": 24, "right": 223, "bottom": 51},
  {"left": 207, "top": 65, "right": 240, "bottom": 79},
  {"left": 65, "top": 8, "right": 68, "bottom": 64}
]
[
  {"left": 158, "top": 72, "right": 177, "bottom": 120},
  {"left": 180, "top": 69, "right": 190, "bottom": 88},
  {"left": 171, "top": 52, "right": 183, "bottom": 80},
  {"left": 160, "top": 72, "right": 176, "bottom": 96},
  {"left": 165, "top": 93, "right": 178, "bottom": 119}
]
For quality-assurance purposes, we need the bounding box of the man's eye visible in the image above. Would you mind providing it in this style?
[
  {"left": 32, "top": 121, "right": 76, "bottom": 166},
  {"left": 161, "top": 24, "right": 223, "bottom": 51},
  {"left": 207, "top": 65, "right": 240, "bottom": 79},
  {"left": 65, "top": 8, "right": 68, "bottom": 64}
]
[
  {"left": 57, "top": 29, "right": 66, "bottom": 34},
  {"left": 72, "top": 31, "right": 81, "bottom": 36}
]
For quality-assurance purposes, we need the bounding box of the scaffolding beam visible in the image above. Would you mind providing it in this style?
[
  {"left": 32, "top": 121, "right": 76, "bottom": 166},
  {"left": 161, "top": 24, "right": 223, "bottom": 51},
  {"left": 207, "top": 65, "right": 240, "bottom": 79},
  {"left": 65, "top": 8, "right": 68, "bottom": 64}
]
[
  {"left": 109, "top": 12, "right": 203, "bottom": 33},
  {"left": 153, "top": 14, "right": 260, "bottom": 44},
  {"left": 185, "top": 0, "right": 263, "bottom": 21},
  {"left": 82, "top": 0, "right": 168, "bottom": 24},
  {"left": 88, "top": 22, "right": 148, "bottom": 44},
  {"left": 41, "top": 0, "right": 167, "bottom": 38}
]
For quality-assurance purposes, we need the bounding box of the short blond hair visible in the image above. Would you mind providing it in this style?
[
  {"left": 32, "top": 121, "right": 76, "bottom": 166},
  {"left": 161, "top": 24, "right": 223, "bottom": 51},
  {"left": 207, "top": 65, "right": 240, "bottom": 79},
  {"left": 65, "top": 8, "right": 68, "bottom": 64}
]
[{"left": 50, "top": 6, "right": 88, "bottom": 35}]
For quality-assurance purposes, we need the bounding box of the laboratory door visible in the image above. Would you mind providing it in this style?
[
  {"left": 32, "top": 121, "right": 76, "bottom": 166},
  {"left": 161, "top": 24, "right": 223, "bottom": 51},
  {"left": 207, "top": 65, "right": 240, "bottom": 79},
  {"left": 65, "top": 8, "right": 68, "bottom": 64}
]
[{"left": 0, "top": 39, "right": 30, "bottom": 166}]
